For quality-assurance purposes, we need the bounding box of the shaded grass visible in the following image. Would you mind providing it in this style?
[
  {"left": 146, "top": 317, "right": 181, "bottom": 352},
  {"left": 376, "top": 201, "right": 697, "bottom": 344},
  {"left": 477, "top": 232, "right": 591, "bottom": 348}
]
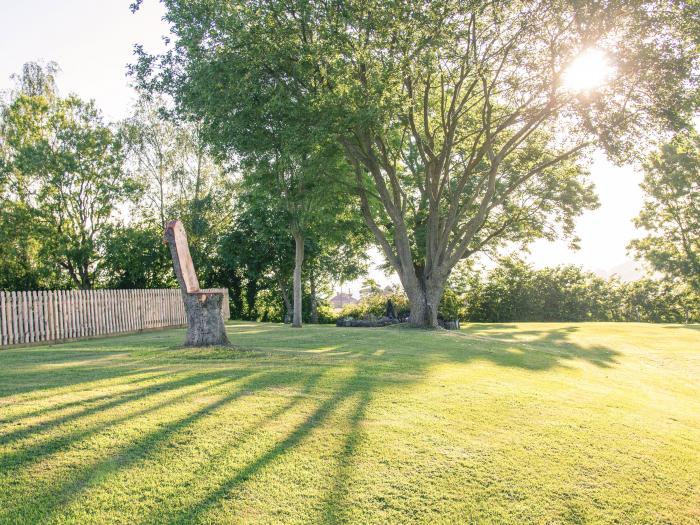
[{"left": 0, "top": 322, "right": 699, "bottom": 524}]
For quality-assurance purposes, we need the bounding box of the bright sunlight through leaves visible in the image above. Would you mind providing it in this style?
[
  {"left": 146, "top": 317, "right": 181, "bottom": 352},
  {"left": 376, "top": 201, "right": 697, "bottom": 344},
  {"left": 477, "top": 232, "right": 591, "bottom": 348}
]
[{"left": 562, "top": 48, "right": 615, "bottom": 93}]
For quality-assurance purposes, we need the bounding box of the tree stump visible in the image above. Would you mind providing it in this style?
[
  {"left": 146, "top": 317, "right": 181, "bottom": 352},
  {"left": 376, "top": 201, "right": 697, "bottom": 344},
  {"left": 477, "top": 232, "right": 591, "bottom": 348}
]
[{"left": 164, "top": 220, "right": 229, "bottom": 346}]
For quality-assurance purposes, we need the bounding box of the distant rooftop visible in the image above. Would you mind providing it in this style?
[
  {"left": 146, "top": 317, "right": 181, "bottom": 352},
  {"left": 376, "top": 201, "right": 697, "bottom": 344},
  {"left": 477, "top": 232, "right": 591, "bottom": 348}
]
[{"left": 329, "top": 293, "right": 358, "bottom": 310}]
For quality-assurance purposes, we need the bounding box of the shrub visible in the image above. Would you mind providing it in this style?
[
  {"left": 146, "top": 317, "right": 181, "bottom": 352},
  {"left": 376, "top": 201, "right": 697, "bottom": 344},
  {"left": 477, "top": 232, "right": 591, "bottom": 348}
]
[{"left": 340, "top": 292, "right": 410, "bottom": 319}]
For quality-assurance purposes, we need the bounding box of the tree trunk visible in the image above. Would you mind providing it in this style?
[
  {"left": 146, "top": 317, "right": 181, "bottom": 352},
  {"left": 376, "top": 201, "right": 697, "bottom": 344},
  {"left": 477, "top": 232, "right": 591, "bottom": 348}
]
[
  {"left": 292, "top": 230, "right": 304, "bottom": 328},
  {"left": 309, "top": 267, "right": 318, "bottom": 324},
  {"left": 182, "top": 292, "right": 229, "bottom": 346},
  {"left": 403, "top": 269, "right": 444, "bottom": 329}
]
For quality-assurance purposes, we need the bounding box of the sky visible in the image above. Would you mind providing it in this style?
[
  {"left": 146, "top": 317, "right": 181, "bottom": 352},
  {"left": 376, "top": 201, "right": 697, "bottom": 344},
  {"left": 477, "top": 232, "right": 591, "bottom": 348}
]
[{"left": 0, "top": 0, "right": 647, "bottom": 295}]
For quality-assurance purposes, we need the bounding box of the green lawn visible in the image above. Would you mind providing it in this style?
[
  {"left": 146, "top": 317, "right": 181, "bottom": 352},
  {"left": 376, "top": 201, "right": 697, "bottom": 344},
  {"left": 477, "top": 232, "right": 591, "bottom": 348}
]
[{"left": 0, "top": 322, "right": 698, "bottom": 524}]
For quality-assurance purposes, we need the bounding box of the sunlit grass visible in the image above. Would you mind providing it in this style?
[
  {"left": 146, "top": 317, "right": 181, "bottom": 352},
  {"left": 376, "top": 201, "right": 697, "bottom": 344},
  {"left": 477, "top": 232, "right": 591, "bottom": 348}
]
[{"left": 0, "top": 322, "right": 698, "bottom": 524}]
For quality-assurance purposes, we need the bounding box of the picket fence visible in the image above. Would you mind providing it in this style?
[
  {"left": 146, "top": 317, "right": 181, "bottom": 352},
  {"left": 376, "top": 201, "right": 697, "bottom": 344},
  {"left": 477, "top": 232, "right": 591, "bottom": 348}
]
[{"left": 0, "top": 288, "right": 230, "bottom": 347}]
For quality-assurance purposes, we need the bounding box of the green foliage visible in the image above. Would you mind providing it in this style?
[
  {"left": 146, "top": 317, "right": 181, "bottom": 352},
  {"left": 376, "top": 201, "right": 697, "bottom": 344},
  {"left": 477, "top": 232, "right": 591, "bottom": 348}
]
[
  {"left": 1, "top": 64, "right": 138, "bottom": 289},
  {"left": 453, "top": 258, "right": 700, "bottom": 323},
  {"left": 99, "top": 225, "right": 175, "bottom": 289},
  {"left": 629, "top": 131, "right": 700, "bottom": 293},
  {"left": 122, "top": 96, "right": 237, "bottom": 288},
  {"left": 340, "top": 292, "right": 410, "bottom": 320}
]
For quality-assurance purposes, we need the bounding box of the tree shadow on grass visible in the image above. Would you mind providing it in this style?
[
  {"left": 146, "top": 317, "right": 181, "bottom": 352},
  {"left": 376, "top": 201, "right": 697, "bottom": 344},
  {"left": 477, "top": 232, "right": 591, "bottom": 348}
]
[
  {"left": 0, "top": 368, "right": 321, "bottom": 524},
  {"left": 664, "top": 323, "right": 700, "bottom": 332},
  {"left": 0, "top": 322, "right": 626, "bottom": 524},
  {"left": 447, "top": 325, "right": 620, "bottom": 370},
  {"left": 0, "top": 347, "right": 174, "bottom": 400},
  {"left": 0, "top": 370, "right": 173, "bottom": 425},
  {"left": 0, "top": 370, "right": 252, "bottom": 472},
  {"left": 162, "top": 366, "right": 380, "bottom": 525}
]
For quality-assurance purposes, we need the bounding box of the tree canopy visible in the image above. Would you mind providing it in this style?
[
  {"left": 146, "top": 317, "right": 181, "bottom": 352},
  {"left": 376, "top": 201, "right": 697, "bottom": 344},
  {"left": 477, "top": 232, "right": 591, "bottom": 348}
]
[
  {"left": 132, "top": 0, "right": 700, "bottom": 326},
  {"left": 629, "top": 131, "right": 700, "bottom": 292},
  {"left": 1, "top": 64, "right": 138, "bottom": 289}
]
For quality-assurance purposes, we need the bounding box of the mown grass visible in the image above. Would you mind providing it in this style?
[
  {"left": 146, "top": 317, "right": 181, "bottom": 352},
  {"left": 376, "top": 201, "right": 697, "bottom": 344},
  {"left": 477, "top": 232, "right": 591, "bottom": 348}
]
[{"left": 0, "top": 322, "right": 698, "bottom": 524}]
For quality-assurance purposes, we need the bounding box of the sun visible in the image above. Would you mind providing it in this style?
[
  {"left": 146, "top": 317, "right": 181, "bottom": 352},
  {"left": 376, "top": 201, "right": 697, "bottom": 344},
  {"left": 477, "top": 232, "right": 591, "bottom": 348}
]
[{"left": 562, "top": 48, "right": 615, "bottom": 93}]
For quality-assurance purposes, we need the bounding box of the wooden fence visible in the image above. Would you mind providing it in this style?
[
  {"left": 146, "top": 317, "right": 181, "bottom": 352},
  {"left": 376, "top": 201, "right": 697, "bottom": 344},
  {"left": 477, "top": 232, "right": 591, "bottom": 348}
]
[{"left": 0, "top": 288, "right": 230, "bottom": 347}]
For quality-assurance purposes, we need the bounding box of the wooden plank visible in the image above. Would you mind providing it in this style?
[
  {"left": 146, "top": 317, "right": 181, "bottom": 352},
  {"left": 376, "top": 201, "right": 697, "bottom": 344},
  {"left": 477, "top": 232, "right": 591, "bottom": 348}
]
[
  {"left": 35, "top": 291, "right": 42, "bottom": 343},
  {"left": 140, "top": 289, "right": 145, "bottom": 330},
  {"left": 90, "top": 289, "right": 97, "bottom": 336},
  {"left": 19, "top": 291, "right": 27, "bottom": 344},
  {"left": 0, "top": 292, "right": 7, "bottom": 345},
  {"left": 83, "top": 289, "right": 90, "bottom": 336},
  {"left": 17, "top": 292, "right": 23, "bottom": 344},
  {"left": 11, "top": 292, "right": 18, "bottom": 345},
  {"left": 58, "top": 290, "right": 66, "bottom": 340},
  {"left": 86, "top": 289, "right": 93, "bottom": 336},
  {"left": 144, "top": 290, "right": 150, "bottom": 329},
  {"left": 7, "top": 291, "right": 15, "bottom": 346},
  {"left": 63, "top": 291, "right": 69, "bottom": 339},
  {"left": 45, "top": 291, "right": 53, "bottom": 342},
  {"left": 96, "top": 289, "right": 104, "bottom": 336},
  {"left": 130, "top": 290, "right": 136, "bottom": 332},
  {"left": 34, "top": 291, "right": 40, "bottom": 343},
  {"left": 118, "top": 289, "right": 125, "bottom": 332},
  {"left": 97, "top": 290, "right": 103, "bottom": 335},
  {"left": 134, "top": 290, "right": 143, "bottom": 330},
  {"left": 160, "top": 289, "right": 165, "bottom": 327},
  {"left": 73, "top": 290, "right": 80, "bottom": 338},
  {"left": 111, "top": 289, "right": 117, "bottom": 333},
  {"left": 1, "top": 291, "right": 6, "bottom": 346},
  {"left": 80, "top": 290, "right": 86, "bottom": 338},
  {"left": 40, "top": 290, "right": 47, "bottom": 342},
  {"left": 24, "top": 291, "right": 31, "bottom": 344},
  {"left": 54, "top": 291, "right": 61, "bottom": 341},
  {"left": 0, "top": 291, "right": 6, "bottom": 347},
  {"left": 27, "top": 291, "right": 35, "bottom": 343},
  {"left": 165, "top": 289, "right": 170, "bottom": 325},
  {"left": 104, "top": 290, "right": 111, "bottom": 334},
  {"left": 102, "top": 289, "right": 109, "bottom": 336},
  {"left": 115, "top": 290, "right": 121, "bottom": 333},
  {"left": 120, "top": 289, "right": 126, "bottom": 332},
  {"left": 6, "top": 292, "right": 12, "bottom": 346},
  {"left": 53, "top": 291, "right": 59, "bottom": 341},
  {"left": 37, "top": 291, "right": 44, "bottom": 342},
  {"left": 112, "top": 290, "right": 121, "bottom": 333},
  {"left": 124, "top": 290, "right": 129, "bottom": 332},
  {"left": 85, "top": 290, "right": 90, "bottom": 336},
  {"left": 69, "top": 290, "right": 76, "bottom": 339},
  {"left": 124, "top": 290, "right": 130, "bottom": 332},
  {"left": 125, "top": 290, "right": 130, "bottom": 332},
  {"left": 37, "top": 290, "right": 44, "bottom": 342}
]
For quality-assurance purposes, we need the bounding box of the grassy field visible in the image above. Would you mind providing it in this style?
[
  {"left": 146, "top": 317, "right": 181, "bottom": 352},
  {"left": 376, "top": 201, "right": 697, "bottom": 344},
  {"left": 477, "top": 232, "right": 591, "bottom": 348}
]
[{"left": 0, "top": 322, "right": 698, "bottom": 524}]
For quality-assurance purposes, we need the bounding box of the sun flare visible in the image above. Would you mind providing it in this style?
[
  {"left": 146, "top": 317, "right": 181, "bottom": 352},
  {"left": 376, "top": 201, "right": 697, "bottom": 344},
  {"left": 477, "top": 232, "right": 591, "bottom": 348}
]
[{"left": 562, "top": 48, "right": 615, "bottom": 93}]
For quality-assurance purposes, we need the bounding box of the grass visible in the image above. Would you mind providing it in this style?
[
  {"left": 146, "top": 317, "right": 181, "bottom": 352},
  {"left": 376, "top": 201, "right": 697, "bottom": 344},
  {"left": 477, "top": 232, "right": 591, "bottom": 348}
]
[{"left": 0, "top": 322, "right": 699, "bottom": 524}]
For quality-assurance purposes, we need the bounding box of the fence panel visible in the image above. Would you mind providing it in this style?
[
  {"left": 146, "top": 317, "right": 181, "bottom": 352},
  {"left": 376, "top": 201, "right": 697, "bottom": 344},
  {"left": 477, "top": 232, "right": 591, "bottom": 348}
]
[{"left": 0, "top": 288, "right": 229, "bottom": 347}]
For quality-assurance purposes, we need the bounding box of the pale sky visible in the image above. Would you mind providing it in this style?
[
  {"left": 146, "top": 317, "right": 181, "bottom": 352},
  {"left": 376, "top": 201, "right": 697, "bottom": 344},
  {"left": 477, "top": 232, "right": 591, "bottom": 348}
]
[{"left": 0, "top": 1, "right": 647, "bottom": 295}]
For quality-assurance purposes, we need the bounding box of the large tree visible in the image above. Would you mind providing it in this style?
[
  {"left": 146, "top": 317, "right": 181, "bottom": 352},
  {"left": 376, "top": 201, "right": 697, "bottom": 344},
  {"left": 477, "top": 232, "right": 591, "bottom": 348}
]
[
  {"left": 629, "top": 131, "right": 700, "bottom": 292},
  {"left": 1, "top": 63, "right": 138, "bottom": 289},
  {"left": 133, "top": 0, "right": 699, "bottom": 326}
]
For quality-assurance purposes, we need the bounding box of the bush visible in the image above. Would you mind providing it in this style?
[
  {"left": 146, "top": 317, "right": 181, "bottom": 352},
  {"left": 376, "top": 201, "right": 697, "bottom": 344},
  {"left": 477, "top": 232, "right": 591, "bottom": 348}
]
[
  {"left": 340, "top": 292, "right": 410, "bottom": 319},
  {"left": 453, "top": 257, "right": 700, "bottom": 323}
]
